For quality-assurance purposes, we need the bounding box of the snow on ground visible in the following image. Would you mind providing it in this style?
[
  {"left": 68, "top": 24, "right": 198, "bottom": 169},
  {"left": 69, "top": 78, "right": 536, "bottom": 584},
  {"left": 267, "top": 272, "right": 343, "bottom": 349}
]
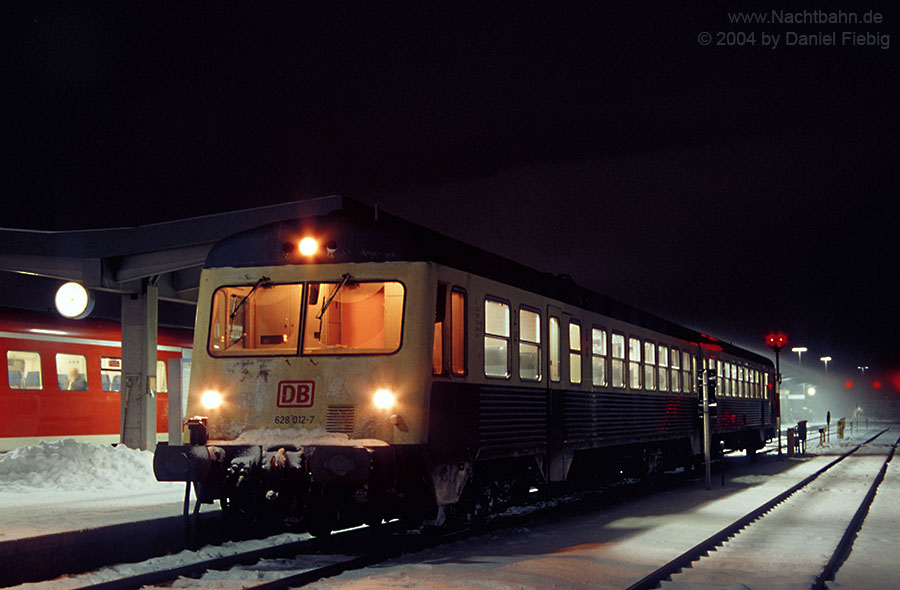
[
  {"left": 2, "top": 426, "right": 897, "bottom": 589},
  {"left": 8, "top": 529, "right": 343, "bottom": 590},
  {"left": 829, "top": 431, "right": 900, "bottom": 589},
  {"left": 0, "top": 438, "right": 190, "bottom": 540},
  {"left": 0, "top": 438, "right": 181, "bottom": 495},
  {"left": 302, "top": 425, "right": 899, "bottom": 590}
]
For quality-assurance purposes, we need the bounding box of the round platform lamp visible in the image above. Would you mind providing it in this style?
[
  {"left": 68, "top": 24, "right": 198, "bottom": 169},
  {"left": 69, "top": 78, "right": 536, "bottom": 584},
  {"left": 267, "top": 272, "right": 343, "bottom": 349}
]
[{"left": 55, "top": 281, "right": 95, "bottom": 320}]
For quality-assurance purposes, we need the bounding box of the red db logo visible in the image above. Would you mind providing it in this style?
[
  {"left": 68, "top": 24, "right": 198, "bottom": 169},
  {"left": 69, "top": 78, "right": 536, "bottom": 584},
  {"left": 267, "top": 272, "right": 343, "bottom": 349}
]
[{"left": 277, "top": 381, "right": 315, "bottom": 408}]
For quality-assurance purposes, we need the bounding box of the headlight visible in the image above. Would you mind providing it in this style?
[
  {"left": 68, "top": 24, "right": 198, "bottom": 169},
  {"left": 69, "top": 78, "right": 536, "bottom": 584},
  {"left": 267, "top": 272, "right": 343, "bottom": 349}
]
[
  {"left": 201, "top": 389, "right": 224, "bottom": 410},
  {"left": 373, "top": 389, "right": 396, "bottom": 410}
]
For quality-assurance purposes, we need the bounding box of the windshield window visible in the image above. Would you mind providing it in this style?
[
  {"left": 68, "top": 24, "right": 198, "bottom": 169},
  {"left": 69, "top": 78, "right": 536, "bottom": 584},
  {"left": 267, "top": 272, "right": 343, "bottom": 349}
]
[
  {"left": 303, "top": 281, "right": 404, "bottom": 355},
  {"left": 209, "top": 283, "right": 303, "bottom": 356}
]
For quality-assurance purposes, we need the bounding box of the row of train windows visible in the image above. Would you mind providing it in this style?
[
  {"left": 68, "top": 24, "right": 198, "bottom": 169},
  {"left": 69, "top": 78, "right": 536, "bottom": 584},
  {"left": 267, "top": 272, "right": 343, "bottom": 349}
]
[
  {"left": 481, "top": 299, "right": 697, "bottom": 393},
  {"left": 5, "top": 350, "right": 169, "bottom": 393},
  {"left": 708, "top": 359, "right": 767, "bottom": 399},
  {"left": 432, "top": 294, "right": 765, "bottom": 398}
]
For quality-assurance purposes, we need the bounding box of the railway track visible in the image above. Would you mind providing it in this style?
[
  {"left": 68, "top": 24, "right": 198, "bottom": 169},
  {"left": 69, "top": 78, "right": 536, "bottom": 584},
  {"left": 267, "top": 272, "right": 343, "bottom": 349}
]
[
  {"left": 65, "top": 522, "right": 407, "bottom": 590},
  {"left": 627, "top": 428, "right": 898, "bottom": 590},
  {"left": 54, "top": 475, "right": 649, "bottom": 589}
]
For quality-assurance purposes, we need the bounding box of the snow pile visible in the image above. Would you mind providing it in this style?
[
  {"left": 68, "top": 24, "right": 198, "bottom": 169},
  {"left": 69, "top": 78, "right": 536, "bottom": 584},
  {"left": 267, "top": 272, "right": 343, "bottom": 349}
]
[
  {"left": 232, "top": 427, "right": 387, "bottom": 448},
  {"left": 0, "top": 438, "right": 173, "bottom": 493}
]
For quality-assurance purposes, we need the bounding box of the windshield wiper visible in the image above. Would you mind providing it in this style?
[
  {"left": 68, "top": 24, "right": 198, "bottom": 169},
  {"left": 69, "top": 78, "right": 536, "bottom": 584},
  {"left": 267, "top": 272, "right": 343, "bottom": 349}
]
[
  {"left": 230, "top": 275, "right": 271, "bottom": 321},
  {"left": 317, "top": 273, "right": 352, "bottom": 320}
]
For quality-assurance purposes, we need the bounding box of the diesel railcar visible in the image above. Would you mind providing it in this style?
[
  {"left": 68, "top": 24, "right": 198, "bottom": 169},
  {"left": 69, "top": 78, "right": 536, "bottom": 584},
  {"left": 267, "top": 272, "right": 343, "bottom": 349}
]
[{"left": 154, "top": 203, "right": 777, "bottom": 533}]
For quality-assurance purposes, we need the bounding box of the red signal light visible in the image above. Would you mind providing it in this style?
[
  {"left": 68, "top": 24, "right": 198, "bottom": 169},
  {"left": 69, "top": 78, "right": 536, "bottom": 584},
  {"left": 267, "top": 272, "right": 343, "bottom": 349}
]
[
  {"left": 873, "top": 380, "right": 883, "bottom": 390},
  {"left": 844, "top": 380, "right": 854, "bottom": 389},
  {"left": 766, "top": 332, "right": 788, "bottom": 352}
]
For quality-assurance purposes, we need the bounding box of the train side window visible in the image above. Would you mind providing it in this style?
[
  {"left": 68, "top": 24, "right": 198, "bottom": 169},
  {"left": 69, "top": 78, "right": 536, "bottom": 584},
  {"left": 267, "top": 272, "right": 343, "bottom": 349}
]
[
  {"left": 591, "top": 327, "right": 608, "bottom": 387},
  {"left": 670, "top": 347, "right": 681, "bottom": 393},
  {"left": 56, "top": 353, "right": 88, "bottom": 391},
  {"left": 682, "top": 351, "right": 692, "bottom": 393},
  {"left": 611, "top": 333, "right": 625, "bottom": 388},
  {"left": 101, "top": 357, "right": 122, "bottom": 391},
  {"left": 723, "top": 362, "right": 731, "bottom": 396},
  {"left": 569, "top": 321, "right": 582, "bottom": 385},
  {"left": 519, "top": 307, "right": 541, "bottom": 381},
  {"left": 484, "top": 298, "right": 510, "bottom": 378},
  {"left": 7, "top": 350, "right": 42, "bottom": 390},
  {"left": 716, "top": 360, "right": 725, "bottom": 396},
  {"left": 730, "top": 363, "right": 737, "bottom": 397},
  {"left": 549, "top": 316, "right": 561, "bottom": 383},
  {"left": 451, "top": 288, "right": 467, "bottom": 375},
  {"left": 433, "top": 284, "right": 447, "bottom": 375},
  {"left": 658, "top": 344, "right": 668, "bottom": 392},
  {"left": 156, "top": 360, "right": 168, "bottom": 393},
  {"left": 628, "top": 337, "right": 642, "bottom": 390},
  {"left": 643, "top": 341, "right": 656, "bottom": 391}
]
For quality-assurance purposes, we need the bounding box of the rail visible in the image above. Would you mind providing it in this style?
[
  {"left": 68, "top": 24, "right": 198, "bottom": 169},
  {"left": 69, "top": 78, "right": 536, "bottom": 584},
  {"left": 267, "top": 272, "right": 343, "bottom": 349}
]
[{"left": 626, "top": 428, "right": 894, "bottom": 590}]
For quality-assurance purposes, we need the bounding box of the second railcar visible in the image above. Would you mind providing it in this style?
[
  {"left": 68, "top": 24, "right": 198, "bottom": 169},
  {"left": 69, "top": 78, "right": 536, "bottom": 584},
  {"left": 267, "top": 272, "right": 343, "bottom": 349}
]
[{"left": 1, "top": 307, "right": 193, "bottom": 451}]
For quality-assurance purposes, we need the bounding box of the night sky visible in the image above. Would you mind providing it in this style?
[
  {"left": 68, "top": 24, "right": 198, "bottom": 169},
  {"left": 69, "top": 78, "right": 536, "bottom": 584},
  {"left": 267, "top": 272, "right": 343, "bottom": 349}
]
[{"left": 3, "top": 3, "right": 899, "bottom": 384}]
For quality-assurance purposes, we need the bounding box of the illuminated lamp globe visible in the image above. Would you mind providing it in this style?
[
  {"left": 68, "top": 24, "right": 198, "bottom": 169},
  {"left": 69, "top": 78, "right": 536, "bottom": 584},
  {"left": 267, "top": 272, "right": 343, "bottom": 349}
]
[
  {"left": 298, "top": 237, "right": 318, "bottom": 257},
  {"left": 55, "top": 282, "right": 95, "bottom": 319}
]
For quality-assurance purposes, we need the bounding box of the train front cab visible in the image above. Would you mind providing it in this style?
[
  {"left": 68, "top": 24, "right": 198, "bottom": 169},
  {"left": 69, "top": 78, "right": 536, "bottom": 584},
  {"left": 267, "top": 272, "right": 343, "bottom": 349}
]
[{"left": 154, "top": 261, "right": 441, "bottom": 530}]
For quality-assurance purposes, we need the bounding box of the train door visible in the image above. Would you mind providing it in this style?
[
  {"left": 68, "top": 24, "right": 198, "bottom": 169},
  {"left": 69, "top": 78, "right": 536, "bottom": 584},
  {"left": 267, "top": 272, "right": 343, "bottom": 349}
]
[{"left": 547, "top": 305, "right": 571, "bottom": 481}]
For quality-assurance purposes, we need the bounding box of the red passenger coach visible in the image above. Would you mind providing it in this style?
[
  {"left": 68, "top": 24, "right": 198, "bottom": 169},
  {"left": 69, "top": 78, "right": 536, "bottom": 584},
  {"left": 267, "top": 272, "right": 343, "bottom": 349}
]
[{"left": 1, "top": 307, "right": 192, "bottom": 452}]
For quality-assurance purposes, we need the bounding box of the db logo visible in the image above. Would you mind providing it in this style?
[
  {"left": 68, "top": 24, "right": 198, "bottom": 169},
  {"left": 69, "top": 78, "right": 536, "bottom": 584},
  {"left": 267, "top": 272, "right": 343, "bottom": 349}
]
[{"left": 277, "top": 381, "right": 315, "bottom": 408}]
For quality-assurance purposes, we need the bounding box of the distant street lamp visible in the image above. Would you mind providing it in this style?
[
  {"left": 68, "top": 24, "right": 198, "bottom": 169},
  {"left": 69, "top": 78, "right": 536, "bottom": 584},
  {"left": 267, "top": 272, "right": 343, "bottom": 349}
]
[
  {"left": 857, "top": 365, "right": 869, "bottom": 376},
  {"left": 819, "top": 356, "right": 832, "bottom": 374},
  {"left": 791, "top": 346, "right": 808, "bottom": 365}
]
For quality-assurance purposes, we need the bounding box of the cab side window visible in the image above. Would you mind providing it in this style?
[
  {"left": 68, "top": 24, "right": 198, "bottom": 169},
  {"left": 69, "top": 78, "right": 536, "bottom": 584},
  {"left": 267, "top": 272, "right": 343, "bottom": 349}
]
[{"left": 451, "top": 288, "right": 467, "bottom": 375}]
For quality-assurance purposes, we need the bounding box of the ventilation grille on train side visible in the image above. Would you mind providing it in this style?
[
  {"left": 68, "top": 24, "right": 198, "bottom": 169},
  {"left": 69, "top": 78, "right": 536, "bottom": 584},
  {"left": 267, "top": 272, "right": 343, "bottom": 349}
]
[{"left": 326, "top": 405, "right": 356, "bottom": 434}]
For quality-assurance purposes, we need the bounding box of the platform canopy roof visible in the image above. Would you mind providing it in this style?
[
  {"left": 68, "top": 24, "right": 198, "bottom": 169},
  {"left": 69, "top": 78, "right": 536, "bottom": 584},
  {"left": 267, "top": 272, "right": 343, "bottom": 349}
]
[{"left": 0, "top": 195, "right": 349, "bottom": 304}]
